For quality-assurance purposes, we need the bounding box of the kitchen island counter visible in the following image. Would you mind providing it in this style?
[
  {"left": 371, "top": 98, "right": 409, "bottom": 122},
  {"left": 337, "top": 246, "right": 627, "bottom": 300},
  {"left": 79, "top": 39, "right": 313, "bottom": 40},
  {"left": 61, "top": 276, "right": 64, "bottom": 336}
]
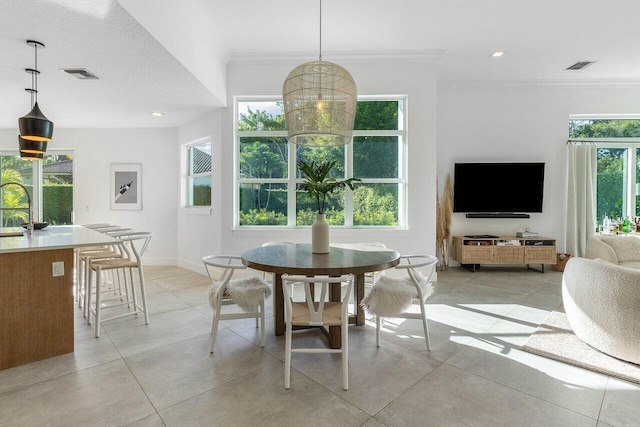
[{"left": 1, "top": 225, "right": 117, "bottom": 370}]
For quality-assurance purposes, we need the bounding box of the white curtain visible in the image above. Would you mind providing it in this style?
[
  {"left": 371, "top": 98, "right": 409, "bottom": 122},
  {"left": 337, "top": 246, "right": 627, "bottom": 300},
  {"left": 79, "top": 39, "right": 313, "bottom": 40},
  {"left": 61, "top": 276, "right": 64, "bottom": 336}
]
[{"left": 566, "top": 143, "right": 597, "bottom": 257}]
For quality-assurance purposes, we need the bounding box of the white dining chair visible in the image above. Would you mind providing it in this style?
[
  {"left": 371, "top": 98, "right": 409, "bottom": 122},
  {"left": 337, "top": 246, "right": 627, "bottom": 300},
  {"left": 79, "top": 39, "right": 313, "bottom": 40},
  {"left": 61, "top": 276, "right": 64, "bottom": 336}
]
[
  {"left": 361, "top": 254, "right": 437, "bottom": 351},
  {"left": 281, "top": 274, "right": 353, "bottom": 390},
  {"left": 203, "top": 255, "right": 271, "bottom": 353}
]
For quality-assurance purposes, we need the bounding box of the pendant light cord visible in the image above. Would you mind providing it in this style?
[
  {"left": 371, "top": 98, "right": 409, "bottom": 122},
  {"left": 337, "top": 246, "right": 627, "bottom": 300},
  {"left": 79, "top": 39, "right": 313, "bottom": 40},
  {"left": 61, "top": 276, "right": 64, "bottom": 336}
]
[
  {"left": 318, "top": 0, "right": 322, "bottom": 62},
  {"left": 34, "top": 43, "right": 38, "bottom": 104}
]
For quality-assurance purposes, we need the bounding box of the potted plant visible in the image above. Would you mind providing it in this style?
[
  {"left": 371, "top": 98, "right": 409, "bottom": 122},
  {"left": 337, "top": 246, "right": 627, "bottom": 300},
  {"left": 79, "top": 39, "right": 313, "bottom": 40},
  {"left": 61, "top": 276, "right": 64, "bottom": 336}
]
[{"left": 297, "top": 159, "right": 360, "bottom": 253}]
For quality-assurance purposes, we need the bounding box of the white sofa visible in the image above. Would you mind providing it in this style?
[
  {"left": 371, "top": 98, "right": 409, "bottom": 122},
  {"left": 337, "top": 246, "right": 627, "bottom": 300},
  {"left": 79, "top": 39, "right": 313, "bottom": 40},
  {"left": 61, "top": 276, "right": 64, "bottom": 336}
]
[
  {"left": 562, "top": 257, "right": 640, "bottom": 365},
  {"left": 585, "top": 234, "right": 640, "bottom": 269}
]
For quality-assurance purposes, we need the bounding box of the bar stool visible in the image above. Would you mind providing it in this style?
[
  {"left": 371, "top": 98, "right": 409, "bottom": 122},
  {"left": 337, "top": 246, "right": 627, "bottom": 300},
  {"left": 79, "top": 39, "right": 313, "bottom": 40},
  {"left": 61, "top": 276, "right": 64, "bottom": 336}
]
[
  {"left": 77, "top": 226, "right": 128, "bottom": 315},
  {"left": 87, "top": 232, "right": 153, "bottom": 337}
]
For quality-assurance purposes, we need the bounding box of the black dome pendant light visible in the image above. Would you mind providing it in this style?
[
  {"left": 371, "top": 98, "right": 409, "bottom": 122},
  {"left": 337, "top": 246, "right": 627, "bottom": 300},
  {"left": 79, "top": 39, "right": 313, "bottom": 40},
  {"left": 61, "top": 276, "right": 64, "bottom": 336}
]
[
  {"left": 18, "top": 135, "right": 46, "bottom": 161},
  {"left": 18, "top": 40, "right": 53, "bottom": 158}
]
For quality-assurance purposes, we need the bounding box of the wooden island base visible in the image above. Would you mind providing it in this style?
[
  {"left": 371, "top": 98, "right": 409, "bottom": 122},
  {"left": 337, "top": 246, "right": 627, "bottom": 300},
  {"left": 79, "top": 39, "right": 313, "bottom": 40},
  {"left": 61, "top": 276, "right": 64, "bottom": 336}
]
[{"left": 1, "top": 248, "right": 74, "bottom": 370}]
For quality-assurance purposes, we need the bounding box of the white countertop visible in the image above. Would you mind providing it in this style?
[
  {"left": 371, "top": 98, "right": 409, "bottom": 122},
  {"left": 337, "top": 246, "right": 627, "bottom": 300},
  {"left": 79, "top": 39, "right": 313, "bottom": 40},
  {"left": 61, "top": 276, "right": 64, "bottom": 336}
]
[{"left": 0, "top": 225, "right": 118, "bottom": 254}]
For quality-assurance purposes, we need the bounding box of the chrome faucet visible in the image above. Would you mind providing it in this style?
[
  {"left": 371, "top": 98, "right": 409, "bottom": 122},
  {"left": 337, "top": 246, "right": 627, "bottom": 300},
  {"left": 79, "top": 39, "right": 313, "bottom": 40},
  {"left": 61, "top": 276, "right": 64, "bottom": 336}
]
[{"left": 0, "top": 182, "right": 34, "bottom": 236}]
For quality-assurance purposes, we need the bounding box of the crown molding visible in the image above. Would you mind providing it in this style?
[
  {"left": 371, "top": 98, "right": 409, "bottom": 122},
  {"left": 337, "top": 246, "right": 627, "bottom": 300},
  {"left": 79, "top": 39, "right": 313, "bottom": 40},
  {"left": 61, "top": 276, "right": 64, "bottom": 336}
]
[
  {"left": 229, "top": 50, "right": 446, "bottom": 65},
  {"left": 439, "top": 79, "right": 640, "bottom": 89}
]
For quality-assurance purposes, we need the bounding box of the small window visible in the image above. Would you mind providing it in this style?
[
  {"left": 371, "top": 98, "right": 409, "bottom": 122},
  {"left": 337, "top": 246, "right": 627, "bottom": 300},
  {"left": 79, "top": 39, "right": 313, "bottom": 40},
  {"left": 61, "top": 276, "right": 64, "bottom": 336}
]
[{"left": 186, "top": 140, "right": 212, "bottom": 207}]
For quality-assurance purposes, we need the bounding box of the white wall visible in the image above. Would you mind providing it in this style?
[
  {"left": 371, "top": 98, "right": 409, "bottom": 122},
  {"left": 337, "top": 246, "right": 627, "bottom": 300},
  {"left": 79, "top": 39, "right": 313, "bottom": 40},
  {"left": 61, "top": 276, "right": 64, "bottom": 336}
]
[
  {"left": 205, "top": 59, "right": 439, "bottom": 260},
  {"left": 437, "top": 83, "right": 640, "bottom": 257},
  {"left": 7, "top": 75, "right": 638, "bottom": 272},
  {"left": 177, "top": 111, "right": 222, "bottom": 273},
  {"left": 0, "top": 128, "right": 179, "bottom": 265}
]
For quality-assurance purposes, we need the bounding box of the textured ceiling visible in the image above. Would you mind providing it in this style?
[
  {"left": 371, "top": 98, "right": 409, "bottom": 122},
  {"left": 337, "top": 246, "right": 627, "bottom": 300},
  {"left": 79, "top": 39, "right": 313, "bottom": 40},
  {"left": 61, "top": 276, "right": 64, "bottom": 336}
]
[{"left": 1, "top": 0, "right": 640, "bottom": 131}]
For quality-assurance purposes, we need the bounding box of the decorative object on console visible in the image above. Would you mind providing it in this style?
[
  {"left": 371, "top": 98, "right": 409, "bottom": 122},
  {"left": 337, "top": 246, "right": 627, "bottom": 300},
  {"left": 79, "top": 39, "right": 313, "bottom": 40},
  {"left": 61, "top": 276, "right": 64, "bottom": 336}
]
[
  {"left": 517, "top": 228, "right": 539, "bottom": 238},
  {"left": 297, "top": 159, "right": 360, "bottom": 253},
  {"left": 282, "top": 0, "right": 357, "bottom": 147},
  {"left": 19, "top": 40, "right": 54, "bottom": 158},
  {"left": 436, "top": 174, "right": 453, "bottom": 270}
]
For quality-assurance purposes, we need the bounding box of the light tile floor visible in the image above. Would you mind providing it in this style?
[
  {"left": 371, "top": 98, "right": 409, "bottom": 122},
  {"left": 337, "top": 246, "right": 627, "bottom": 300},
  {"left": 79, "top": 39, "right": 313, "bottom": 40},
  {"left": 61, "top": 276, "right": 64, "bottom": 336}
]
[{"left": 1, "top": 266, "right": 639, "bottom": 426}]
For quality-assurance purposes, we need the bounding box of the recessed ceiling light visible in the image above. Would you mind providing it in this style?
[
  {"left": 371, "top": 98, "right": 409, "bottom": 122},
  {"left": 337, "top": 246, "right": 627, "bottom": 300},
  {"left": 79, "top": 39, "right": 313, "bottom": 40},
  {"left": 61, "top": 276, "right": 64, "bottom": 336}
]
[
  {"left": 151, "top": 111, "right": 164, "bottom": 117},
  {"left": 492, "top": 51, "right": 505, "bottom": 57},
  {"left": 60, "top": 68, "right": 100, "bottom": 80},
  {"left": 565, "top": 61, "right": 596, "bottom": 70}
]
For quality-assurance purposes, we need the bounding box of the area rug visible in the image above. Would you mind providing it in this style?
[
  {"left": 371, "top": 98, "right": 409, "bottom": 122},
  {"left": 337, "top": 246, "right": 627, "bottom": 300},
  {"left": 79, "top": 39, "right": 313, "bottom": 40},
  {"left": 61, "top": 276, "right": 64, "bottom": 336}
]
[{"left": 521, "top": 306, "right": 640, "bottom": 385}]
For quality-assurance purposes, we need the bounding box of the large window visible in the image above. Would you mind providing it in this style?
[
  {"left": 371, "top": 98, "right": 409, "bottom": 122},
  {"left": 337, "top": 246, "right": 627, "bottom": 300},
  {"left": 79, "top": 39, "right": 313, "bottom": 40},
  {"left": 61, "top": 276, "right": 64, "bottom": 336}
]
[
  {"left": 235, "top": 97, "right": 406, "bottom": 228},
  {"left": 185, "top": 139, "right": 212, "bottom": 207},
  {"left": 569, "top": 119, "right": 640, "bottom": 224},
  {"left": 0, "top": 152, "right": 74, "bottom": 226}
]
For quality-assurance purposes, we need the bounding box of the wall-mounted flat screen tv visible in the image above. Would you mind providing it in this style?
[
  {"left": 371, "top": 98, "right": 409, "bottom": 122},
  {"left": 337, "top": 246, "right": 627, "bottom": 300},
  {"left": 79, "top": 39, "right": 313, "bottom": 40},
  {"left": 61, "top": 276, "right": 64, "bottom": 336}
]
[{"left": 453, "top": 162, "right": 545, "bottom": 213}]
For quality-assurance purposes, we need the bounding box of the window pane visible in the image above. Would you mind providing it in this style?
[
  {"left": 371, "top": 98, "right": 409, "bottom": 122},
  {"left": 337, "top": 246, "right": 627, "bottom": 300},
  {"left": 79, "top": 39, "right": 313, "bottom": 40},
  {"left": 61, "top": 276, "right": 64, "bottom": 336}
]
[
  {"left": 189, "top": 176, "right": 211, "bottom": 206},
  {"left": 240, "top": 137, "right": 288, "bottom": 179},
  {"left": 296, "top": 146, "right": 345, "bottom": 179},
  {"left": 1, "top": 157, "right": 33, "bottom": 226},
  {"left": 189, "top": 142, "right": 211, "bottom": 174},
  {"left": 354, "top": 100, "right": 400, "bottom": 130},
  {"left": 353, "top": 183, "right": 399, "bottom": 226},
  {"left": 569, "top": 119, "right": 640, "bottom": 138},
  {"left": 636, "top": 148, "right": 640, "bottom": 218},
  {"left": 596, "top": 148, "right": 626, "bottom": 221},
  {"left": 238, "top": 101, "right": 285, "bottom": 131},
  {"left": 296, "top": 188, "right": 345, "bottom": 226},
  {"left": 353, "top": 136, "right": 398, "bottom": 178},
  {"left": 43, "top": 154, "right": 73, "bottom": 225},
  {"left": 239, "top": 183, "right": 287, "bottom": 225}
]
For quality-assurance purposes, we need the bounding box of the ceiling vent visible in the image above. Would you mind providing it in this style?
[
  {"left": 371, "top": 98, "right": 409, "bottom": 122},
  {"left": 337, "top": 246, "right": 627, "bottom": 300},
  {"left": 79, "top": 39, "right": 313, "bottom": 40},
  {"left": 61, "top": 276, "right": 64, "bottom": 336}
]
[
  {"left": 565, "top": 61, "right": 596, "bottom": 71},
  {"left": 61, "top": 68, "right": 100, "bottom": 80}
]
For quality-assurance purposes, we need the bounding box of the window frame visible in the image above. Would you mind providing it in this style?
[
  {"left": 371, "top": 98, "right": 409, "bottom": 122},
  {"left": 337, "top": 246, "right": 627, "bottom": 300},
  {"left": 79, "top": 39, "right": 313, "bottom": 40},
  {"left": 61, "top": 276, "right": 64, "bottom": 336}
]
[
  {"left": 234, "top": 95, "right": 408, "bottom": 229},
  {"left": 568, "top": 116, "right": 640, "bottom": 220},
  {"left": 181, "top": 137, "right": 212, "bottom": 214},
  {"left": 0, "top": 148, "right": 74, "bottom": 224},
  {"left": 593, "top": 139, "right": 639, "bottom": 218}
]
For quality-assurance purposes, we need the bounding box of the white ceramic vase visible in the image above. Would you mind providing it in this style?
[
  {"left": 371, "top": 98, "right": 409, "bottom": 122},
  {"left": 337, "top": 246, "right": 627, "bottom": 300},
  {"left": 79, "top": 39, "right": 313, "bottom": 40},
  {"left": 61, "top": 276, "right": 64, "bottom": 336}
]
[{"left": 312, "top": 213, "right": 330, "bottom": 254}]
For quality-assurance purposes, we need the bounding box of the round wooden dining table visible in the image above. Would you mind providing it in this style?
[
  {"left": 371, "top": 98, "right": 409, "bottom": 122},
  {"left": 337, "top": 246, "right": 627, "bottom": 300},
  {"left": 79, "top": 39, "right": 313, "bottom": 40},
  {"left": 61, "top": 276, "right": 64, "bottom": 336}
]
[{"left": 241, "top": 243, "right": 400, "bottom": 348}]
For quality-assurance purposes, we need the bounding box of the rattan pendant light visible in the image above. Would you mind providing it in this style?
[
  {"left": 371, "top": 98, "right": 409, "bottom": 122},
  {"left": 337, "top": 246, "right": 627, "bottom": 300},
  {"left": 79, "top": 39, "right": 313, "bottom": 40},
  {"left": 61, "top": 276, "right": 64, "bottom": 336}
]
[
  {"left": 282, "top": 0, "right": 357, "bottom": 146},
  {"left": 19, "top": 40, "right": 54, "bottom": 159}
]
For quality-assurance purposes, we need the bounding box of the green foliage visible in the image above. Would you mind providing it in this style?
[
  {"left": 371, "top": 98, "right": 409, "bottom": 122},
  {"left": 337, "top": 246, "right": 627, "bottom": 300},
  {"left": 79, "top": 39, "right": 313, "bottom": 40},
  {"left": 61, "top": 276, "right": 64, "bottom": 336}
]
[
  {"left": 569, "top": 120, "right": 640, "bottom": 220},
  {"left": 1, "top": 171, "right": 30, "bottom": 226},
  {"left": 239, "top": 208, "right": 287, "bottom": 225},
  {"left": 43, "top": 184, "right": 73, "bottom": 225},
  {"left": 240, "top": 140, "right": 288, "bottom": 179},
  {"left": 297, "top": 160, "right": 361, "bottom": 214},
  {"left": 354, "top": 101, "right": 399, "bottom": 131},
  {"left": 296, "top": 209, "right": 345, "bottom": 226},
  {"left": 238, "top": 107, "right": 286, "bottom": 131},
  {"left": 192, "top": 184, "right": 211, "bottom": 206},
  {"left": 570, "top": 119, "right": 640, "bottom": 138},
  {"left": 352, "top": 185, "right": 398, "bottom": 225},
  {"left": 354, "top": 210, "right": 398, "bottom": 226}
]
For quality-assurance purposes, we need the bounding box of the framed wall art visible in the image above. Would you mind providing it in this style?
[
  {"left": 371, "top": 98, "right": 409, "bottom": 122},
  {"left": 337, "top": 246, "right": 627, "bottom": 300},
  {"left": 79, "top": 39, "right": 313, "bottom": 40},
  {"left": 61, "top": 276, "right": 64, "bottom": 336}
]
[{"left": 110, "top": 163, "right": 142, "bottom": 210}]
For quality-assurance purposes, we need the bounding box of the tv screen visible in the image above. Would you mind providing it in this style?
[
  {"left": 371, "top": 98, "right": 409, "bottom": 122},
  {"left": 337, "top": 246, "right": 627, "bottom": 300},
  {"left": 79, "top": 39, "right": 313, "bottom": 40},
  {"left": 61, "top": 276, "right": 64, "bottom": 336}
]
[{"left": 453, "top": 162, "right": 545, "bottom": 213}]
